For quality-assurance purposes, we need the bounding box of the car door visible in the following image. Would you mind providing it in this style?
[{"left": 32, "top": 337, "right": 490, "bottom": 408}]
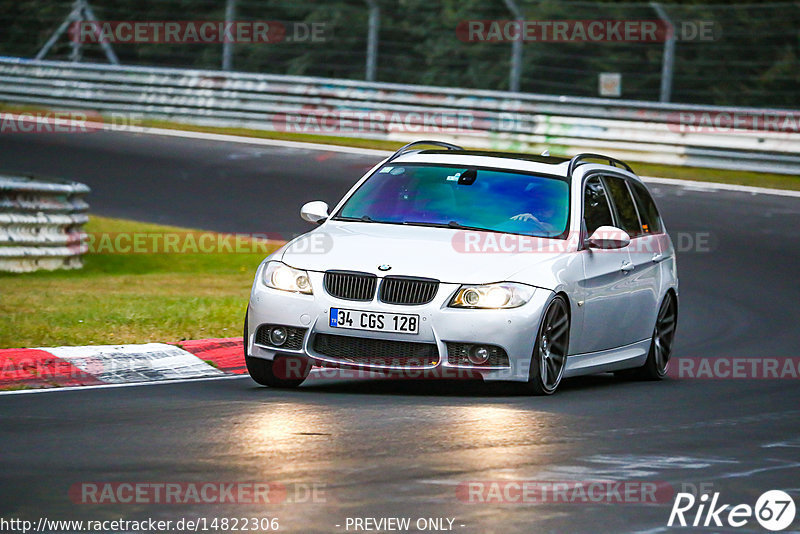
[
  {"left": 577, "top": 175, "right": 635, "bottom": 354},
  {"left": 603, "top": 175, "right": 661, "bottom": 345},
  {"left": 629, "top": 179, "right": 671, "bottom": 336}
]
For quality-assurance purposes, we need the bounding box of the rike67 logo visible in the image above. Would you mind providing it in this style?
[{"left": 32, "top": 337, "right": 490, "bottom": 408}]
[{"left": 669, "top": 490, "right": 796, "bottom": 531}]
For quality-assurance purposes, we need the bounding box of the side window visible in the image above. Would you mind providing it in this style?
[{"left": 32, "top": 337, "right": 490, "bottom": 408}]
[
  {"left": 629, "top": 181, "right": 663, "bottom": 234},
  {"left": 604, "top": 176, "right": 642, "bottom": 237},
  {"left": 583, "top": 176, "right": 614, "bottom": 235}
]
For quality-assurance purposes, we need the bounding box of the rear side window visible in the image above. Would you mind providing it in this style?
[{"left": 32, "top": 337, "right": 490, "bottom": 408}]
[
  {"left": 604, "top": 176, "right": 642, "bottom": 237},
  {"left": 583, "top": 177, "right": 614, "bottom": 235},
  {"left": 629, "top": 181, "right": 663, "bottom": 234}
]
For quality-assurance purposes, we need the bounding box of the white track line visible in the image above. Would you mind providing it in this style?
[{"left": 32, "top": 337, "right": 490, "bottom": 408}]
[
  {"left": 112, "top": 122, "right": 392, "bottom": 157},
  {"left": 136, "top": 124, "right": 800, "bottom": 199},
  {"left": 0, "top": 374, "right": 249, "bottom": 396},
  {"left": 7, "top": 114, "right": 799, "bottom": 198},
  {"left": 642, "top": 176, "right": 800, "bottom": 198}
]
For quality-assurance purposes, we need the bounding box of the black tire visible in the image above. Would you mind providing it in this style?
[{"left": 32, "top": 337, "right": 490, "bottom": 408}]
[
  {"left": 245, "top": 354, "right": 311, "bottom": 388},
  {"left": 244, "top": 308, "right": 311, "bottom": 388},
  {"left": 621, "top": 292, "right": 678, "bottom": 381},
  {"left": 523, "top": 295, "right": 570, "bottom": 395}
]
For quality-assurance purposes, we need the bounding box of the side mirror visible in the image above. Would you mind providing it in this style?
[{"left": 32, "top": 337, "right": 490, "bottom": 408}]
[
  {"left": 300, "top": 201, "right": 329, "bottom": 224},
  {"left": 587, "top": 226, "right": 631, "bottom": 249}
]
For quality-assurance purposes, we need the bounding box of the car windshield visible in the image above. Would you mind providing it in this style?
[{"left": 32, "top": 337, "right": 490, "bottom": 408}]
[{"left": 335, "top": 164, "right": 569, "bottom": 238}]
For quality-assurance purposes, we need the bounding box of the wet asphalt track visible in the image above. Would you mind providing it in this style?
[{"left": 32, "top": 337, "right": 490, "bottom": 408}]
[{"left": 0, "top": 130, "right": 799, "bottom": 533}]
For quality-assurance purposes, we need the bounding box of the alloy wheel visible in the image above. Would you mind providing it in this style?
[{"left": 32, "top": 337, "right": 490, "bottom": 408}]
[
  {"left": 653, "top": 293, "right": 677, "bottom": 376},
  {"left": 536, "top": 297, "right": 570, "bottom": 393}
]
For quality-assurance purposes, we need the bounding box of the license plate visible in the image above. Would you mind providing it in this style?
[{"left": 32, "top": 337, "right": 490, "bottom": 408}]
[{"left": 329, "top": 308, "right": 419, "bottom": 335}]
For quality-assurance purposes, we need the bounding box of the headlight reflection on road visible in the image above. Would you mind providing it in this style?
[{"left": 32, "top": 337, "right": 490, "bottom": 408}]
[
  {"left": 234, "top": 404, "right": 333, "bottom": 457},
  {"left": 421, "top": 404, "right": 576, "bottom": 506},
  {"left": 442, "top": 404, "right": 566, "bottom": 461}
]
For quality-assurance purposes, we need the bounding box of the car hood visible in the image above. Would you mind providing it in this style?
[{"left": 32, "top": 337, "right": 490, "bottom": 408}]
[{"left": 278, "top": 221, "right": 573, "bottom": 288}]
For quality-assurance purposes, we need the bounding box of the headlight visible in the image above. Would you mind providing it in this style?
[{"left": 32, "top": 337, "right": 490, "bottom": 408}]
[
  {"left": 262, "top": 262, "right": 313, "bottom": 294},
  {"left": 449, "top": 282, "right": 534, "bottom": 309}
]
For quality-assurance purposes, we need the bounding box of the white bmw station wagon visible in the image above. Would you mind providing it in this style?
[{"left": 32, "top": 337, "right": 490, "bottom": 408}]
[{"left": 245, "top": 141, "right": 678, "bottom": 394}]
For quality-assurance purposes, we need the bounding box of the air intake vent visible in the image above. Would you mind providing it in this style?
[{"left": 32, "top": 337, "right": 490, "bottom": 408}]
[
  {"left": 324, "top": 271, "right": 377, "bottom": 301},
  {"left": 379, "top": 276, "right": 439, "bottom": 305},
  {"left": 312, "top": 334, "right": 439, "bottom": 368}
]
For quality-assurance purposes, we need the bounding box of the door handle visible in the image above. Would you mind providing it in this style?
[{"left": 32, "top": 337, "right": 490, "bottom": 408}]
[
  {"left": 621, "top": 261, "right": 634, "bottom": 272},
  {"left": 652, "top": 253, "right": 664, "bottom": 263}
]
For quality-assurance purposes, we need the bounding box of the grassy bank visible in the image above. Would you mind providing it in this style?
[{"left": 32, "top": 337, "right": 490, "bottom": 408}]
[{"left": 0, "top": 216, "right": 280, "bottom": 348}]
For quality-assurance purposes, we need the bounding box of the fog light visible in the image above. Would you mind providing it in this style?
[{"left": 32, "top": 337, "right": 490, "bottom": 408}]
[
  {"left": 468, "top": 345, "right": 490, "bottom": 365},
  {"left": 269, "top": 326, "right": 288, "bottom": 347}
]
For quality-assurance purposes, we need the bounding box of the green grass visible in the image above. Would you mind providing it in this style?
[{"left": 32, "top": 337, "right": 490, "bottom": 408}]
[{"left": 0, "top": 216, "right": 280, "bottom": 348}]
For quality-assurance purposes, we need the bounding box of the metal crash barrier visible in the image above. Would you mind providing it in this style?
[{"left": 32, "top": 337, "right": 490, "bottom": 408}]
[
  {"left": 0, "top": 57, "right": 799, "bottom": 174},
  {"left": 0, "top": 175, "right": 90, "bottom": 272}
]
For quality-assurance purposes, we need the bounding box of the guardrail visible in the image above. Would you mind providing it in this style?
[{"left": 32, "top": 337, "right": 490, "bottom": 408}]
[
  {"left": 0, "top": 57, "right": 799, "bottom": 174},
  {"left": 0, "top": 175, "right": 90, "bottom": 272}
]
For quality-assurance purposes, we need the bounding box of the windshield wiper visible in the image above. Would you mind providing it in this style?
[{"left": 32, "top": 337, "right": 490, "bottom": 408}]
[
  {"left": 336, "top": 215, "right": 378, "bottom": 223},
  {"left": 338, "top": 218, "right": 497, "bottom": 233},
  {"left": 401, "top": 220, "right": 492, "bottom": 231},
  {"left": 401, "top": 220, "right": 458, "bottom": 228},
  {"left": 404, "top": 220, "right": 507, "bottom": 233}
]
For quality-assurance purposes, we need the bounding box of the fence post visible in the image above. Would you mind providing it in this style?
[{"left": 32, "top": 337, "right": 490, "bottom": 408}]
[
  {"left": 222, "top": 0, "right": 237, "bottom": 71},
  {"left": 36, "top": 0, "right": 83, "bottom": 61},
  {"left": 651, "top": 2, "right": 675, "bottom": 103},
  {"left": 81, "top": 0, "right": 119, "bottom": 64},
  {"left": 69, "top": 0, "right": 84, "bottom": 62},
  {"left": 35, "top": 0, "right": 119, "bottom": 64},
  {"left": 365, "top": 0, "right": 380, "bottom": 81},
  {"left": 503, "top": 0, "right": 523, "bottom": 93}
]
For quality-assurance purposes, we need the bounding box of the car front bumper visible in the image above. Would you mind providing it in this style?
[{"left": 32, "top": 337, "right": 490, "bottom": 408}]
[{"left": 246, "top": 268, "right": 553, "bottom": 382}]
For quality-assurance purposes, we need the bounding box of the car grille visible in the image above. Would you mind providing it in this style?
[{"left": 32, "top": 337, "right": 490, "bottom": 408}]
[
  {"left": 379, "top": 276, "right": 439, "bottom": 305},
  {"left": 312, "top": 333, "right": 439, "bottom": 368},
  {"left": 254, "top": 324, "right": 307, "bottom": 351},
  {"left": 446, "top": 342, "right": 510, "bottom": 367},
  {"left": 324, "top": 271, "right": 377, "bottom": 301}
]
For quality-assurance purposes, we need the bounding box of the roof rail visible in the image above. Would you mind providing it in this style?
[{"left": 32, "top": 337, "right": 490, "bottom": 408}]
[
  {"left": 567, "top": 153, "right": 634, "bottom": 176},
  {"left": 386, "top": 140, "right": 463, "bottom": 163}
]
